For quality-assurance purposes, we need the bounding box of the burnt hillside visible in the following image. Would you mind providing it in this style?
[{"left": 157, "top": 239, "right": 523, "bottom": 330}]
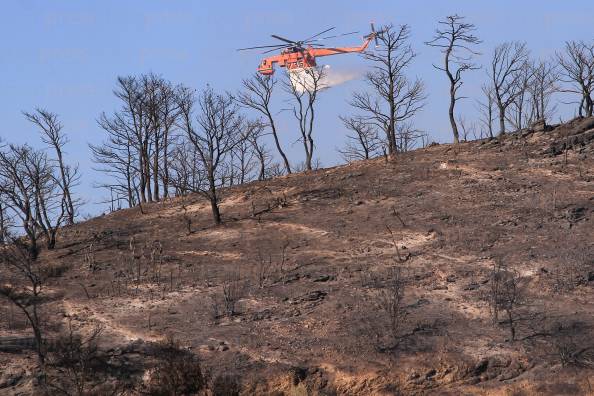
[{"left": 2, "top": 117, "right": 594, "bottom": 395}]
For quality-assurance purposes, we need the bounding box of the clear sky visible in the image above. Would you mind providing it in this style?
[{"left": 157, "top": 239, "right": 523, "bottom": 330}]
[{"left": 1, "top": 1, "right": 593, "bottom": 215}]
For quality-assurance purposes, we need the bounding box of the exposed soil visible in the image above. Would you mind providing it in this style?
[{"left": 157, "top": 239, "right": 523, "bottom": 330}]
[{"left": 2, "top": 118, "right": 594, "bottom": 395}]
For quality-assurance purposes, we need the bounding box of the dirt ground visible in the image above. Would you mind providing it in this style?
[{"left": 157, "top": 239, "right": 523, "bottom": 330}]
[{"left": 2, "top": 118, "right": 594, "bottom": 395}]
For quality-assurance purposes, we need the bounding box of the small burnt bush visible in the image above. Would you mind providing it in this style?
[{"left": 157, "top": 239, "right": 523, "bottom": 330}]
[
  {"left": 46, "top": 323, "right": 114, "bottom": 396},
  {"left": 146, "top": 337, "right": 205, "bottom": 396},
  {"left": 42, "top": 262, "right": 71, "bottom": 279},
  {"left": 488, "top": 260, "right": 530, "bottom": 342},
  {"left": 222, "top": 271, "right": 248, "bottom": 317},
  {"left": 211, "top": 373, "right": 241, "bottom": 396}
]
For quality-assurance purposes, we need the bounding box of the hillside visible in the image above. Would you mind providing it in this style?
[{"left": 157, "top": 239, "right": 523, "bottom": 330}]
[{"left": 2, "top": 117, "right": 594, "bottom": 395}]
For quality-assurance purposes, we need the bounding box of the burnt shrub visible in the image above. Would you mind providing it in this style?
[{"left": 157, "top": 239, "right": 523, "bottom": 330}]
[
  {"left": 211, "top": 373, "right": 241, "bottom": 396},
  {"left": 146, "top": 337, "right": 205, "bottom": 396},
  {"left": 45, "top": 323, "right": 120, "bottom": 396}
]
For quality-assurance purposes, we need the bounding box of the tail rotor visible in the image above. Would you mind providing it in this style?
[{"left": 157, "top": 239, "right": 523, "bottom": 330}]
[
  {"left": 371, "top": 22, "right": 379, "bottom": 47},
  {"left": 367, "top": 22, "right": 383, "bottom": 48}
]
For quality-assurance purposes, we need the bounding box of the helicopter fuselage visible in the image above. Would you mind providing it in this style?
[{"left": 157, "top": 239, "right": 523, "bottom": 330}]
[{"left": 257, "top": 36, "right": 373, "bottom": 75}]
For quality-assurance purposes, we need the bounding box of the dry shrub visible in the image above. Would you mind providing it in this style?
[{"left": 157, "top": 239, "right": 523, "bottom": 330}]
[
  {"left": 488, "top": 260, "right": 530, "bottom": 342},
  {"left": 251, "top": 240, "right": 289, "bottom": 290},
  {"left": 42, "top": 262, "right": 71, "bottom": 279},
  {"left": 553, "top": 337, "right": 594, "bottom": 367},
  {"left": 378, "top": 266, "right": 408, "bottom": 343},
  {"left": 83, "top": 243, "right": 97, "bottom": 272},
  {"left": 222, "top": 271, "right": 248, "bottom": 317},
  {"left": 46, "top": 323, "right": 115, "bottom": 396},
  {"left": 368, "top": 265, "right": 409, "bottom": 349},
  {"left": 211, "top": 373, "right": 241, "bottom": 396},
  {"left": 146, "top": 337, "right": 205, "bottom": 396},
  {"left": 546, "top": 322, "right": 594, "bottom": 368},
  {"left": 548, "top": 248, "right": 593, "bottom": 293},
  {"left": 253, "top": 249, "right": 273, "bottom": 290}
]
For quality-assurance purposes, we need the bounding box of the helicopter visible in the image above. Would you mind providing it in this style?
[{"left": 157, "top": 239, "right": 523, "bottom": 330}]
[{"left": 237, "top": 24, "right": 381, "bottom": 91}]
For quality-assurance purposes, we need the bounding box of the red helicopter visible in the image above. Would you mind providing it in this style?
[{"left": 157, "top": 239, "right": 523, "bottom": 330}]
[{"left": 237, "top": 24, "right": 381, "bottom": 76}]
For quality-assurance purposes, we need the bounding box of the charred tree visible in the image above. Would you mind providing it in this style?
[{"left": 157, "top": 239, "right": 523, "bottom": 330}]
[
  {"left": 557, "top": 41, "right": 594, "bottom": 117},
  {"left": 489, "top": 41, "right": 530, "bottom": 135},
  {"left": 338, "top": 116, "right": 383, "bottom": 162},
  {"left": 0, "top": 142, "right": 66, "bottom": 252},
  {"left": 350, "top": 24, "right": 425, "bottom": 158},
  {"left": 426, "top": 15, "right": 481, "bottom": 144},
  {"left": 0, "top": 234, "right": 47, "bottom": 366},
  {"left": 23, "top": 109, "right": 79, "bottom": 225},
  {"left": 528, "top": 59, "right": 559, "bottom": 123},
  {"left": 283, "top": 67, "right": 325, "bottom": 171},
  {"left": 477, "top": 84, "right": 496, "bottom": 138},
  {"left": 92, "top": 74, "right": 181, "bottom": 208},
  {"left": 177, "top": 86, "right": 243, "bottom": 225},
  {"left": 237, "top": 74, "right": 292, "bottom": 174}
]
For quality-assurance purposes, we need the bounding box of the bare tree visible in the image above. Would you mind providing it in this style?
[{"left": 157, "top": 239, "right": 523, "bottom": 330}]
[
  {"left": 350, "top": 24, "right": 425, "bottom": 158},
  {"left": 26, "top": 148, "right": 65, "bottom": 250},
  {"left": 457, "top": 115, "right": 479, "bottom": 141},
  {"left": 0, "top": 201, "right": 11, "bottom": 244},
  {"left": 245, "top": 121, "right": 270, "bottom": 181},
  {"left": 237, "top": 73, "right": 292, "bottom": 174},
  {"left": 168, "top": 143, "right": 206, "bottom": 197},
  {"left": 0, "top": 145, "right": 39, "bottom": 258},
  {"left": 506, "top": 60, "right": 534, "bottom": 130},
  {"left": 0, "top": 144, "right": 66, "bottom": 254},
  {"left": 23, "top": 109, "right": 79, "bottom": 225},
  {"left": 92, "top": 75, "right": 182, "bottom": 208},
  {"left": 177, "top": 86, "right": 242, "bottom": 224},
  {"left": 117, "top": 76, "right": 153, "bottom": 203},
  {"left": 283, "top": 67, "right": 325, "bottom": 171},
  {"left": 0, "top": 203, "right": 4, "bottom": 244},
  {"left": 90, "top": 118, "right": 137, "bottom": 208},
  {"left": 265, "top": 162, "right": 286, "bottom": 179},
  {"left": 395, "top": 122, "right": 427, "bottom": 152},
  {"left": 557, "top": 41, "right": 594, "bottom": 117},
  {"left": 0, "top": 145, "right": 40, "bottom": 256},
  {"left": 0, "top": 234, "right": 47, "bottom": 365},
  {"left": 229, "top": 122, "right": 261, "bottom": 185},
  {"left": 506, "top": 59, "right": 557, "bottom": 130},
  {"left": 294, "top": 158, "right": 323, "bottom": 172},
  {"left": 528, "top": 59, "right": 559, "bottom": 123},
  {"left": 141, "top": 74, "right": 181, "bottom": 200},
  {"left": 489, "top": 41, "right": 530, "bottom": 135},
  {"left": 338, "top": 116, "right": 383, "bottom": 162},
  {"left": 426, "top": 15, "right": 481, "bottom": 143},
  {"left": 477, "top": 84, "right": 496, "bottom": 138},
  {"left": 0, "top": 140, "right": 5, "bottom": 244},
  {"left": 92, "top": 75, "right": 183, "bottom": 208}
]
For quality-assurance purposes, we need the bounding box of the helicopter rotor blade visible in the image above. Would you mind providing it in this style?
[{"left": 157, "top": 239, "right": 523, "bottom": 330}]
[
  {"left": 262, "top": 42, "right": 326, "bottom": 54},
  {"left": 262, "top": 45, "right": 291, "bottom": 54},
  {"left": 326, "top": 30, "right": 359, "bottom": 39},
  {"left": 304, "top": 27, "right": 336, "bottom": 42},
  {"left": 307, "top": 31, "right": 360, "bottom": 43},
  {"left": 237, "top": 44, "right": 290, "bottom": 51},
  {"left": 271, "top": 34, "right": 297, "bottom": 44},
  {"left": 243, "top": 27, "right": 356, "bottom": 54}
]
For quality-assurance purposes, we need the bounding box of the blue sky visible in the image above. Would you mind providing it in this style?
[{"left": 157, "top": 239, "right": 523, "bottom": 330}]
[{"left": 1, "top": 1, "right": 593, "bottom": 215}]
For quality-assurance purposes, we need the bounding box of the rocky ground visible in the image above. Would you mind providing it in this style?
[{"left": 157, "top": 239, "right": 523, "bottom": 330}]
[{"left": 1, "top": 117, "right": 594, "bottom": 395}]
